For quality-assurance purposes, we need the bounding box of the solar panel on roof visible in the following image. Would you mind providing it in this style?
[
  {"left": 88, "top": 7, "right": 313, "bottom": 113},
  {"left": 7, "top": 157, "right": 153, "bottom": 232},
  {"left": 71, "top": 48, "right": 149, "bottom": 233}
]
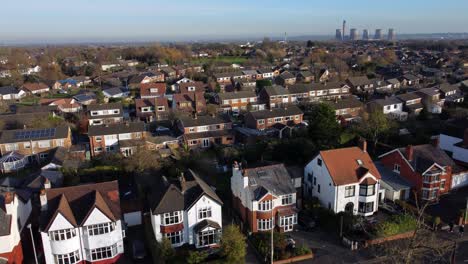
[{"left": 13, "top": 128, "right": 57, "bottom": 140}]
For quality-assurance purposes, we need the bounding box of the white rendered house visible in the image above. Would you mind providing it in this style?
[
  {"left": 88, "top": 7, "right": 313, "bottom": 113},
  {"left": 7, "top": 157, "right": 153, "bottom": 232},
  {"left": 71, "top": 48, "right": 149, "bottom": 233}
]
[
  {"left": 39, "top": 181, "right": 125, "bottom": 264},
  {"left": 149, "top": 170, "right": 223, "bottom": 248},
  {"left": 304, "top": 143, "right": 384, "bottom": 216}
]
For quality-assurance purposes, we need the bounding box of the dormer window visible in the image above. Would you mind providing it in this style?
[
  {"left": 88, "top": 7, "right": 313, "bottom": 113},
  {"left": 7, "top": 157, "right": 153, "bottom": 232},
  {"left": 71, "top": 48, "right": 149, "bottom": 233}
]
[
  {"left": 356, "top": 159, "right": 363, "bottom": 166},
  {"left": 188, "top": 86, "right": 196, "bottom": 91}
]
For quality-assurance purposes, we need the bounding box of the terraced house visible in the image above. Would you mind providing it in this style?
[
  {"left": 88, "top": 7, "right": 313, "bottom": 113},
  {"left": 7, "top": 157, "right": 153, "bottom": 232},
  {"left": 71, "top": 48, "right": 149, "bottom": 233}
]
[
  {"left": 244, "top": 106, "right": 304, "bottom": 130},
  {"left": 0, "top": 126, "right": 72, "bottom": 161},
  {"left": 177, "top": 115, "right": 234, "bottom": 148},
  {"left": 88, "top": 122, "right": 146, "bottom": 157},
  {"left": 39, "top": 181, "right": 125, "bottom": 264},
  {"left": 149, "top": 170, "right": 223, "bottom": 248},
  {"left": 217, "top": 90, "right": 258, "bottom": 114},
  {"left": 231, "top": 163, "right": 299, "bottom": 233}
]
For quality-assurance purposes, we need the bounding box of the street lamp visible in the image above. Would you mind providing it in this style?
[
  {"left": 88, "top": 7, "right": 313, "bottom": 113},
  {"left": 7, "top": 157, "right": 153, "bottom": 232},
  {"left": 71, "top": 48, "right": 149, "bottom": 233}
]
[{"left": 27, "top": 224, "right": 38, "bottom": 264}]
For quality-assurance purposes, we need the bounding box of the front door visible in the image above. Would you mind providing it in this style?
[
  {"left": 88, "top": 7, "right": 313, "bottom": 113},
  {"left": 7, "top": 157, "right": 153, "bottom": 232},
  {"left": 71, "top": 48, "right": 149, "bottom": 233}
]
[
  {"left": 202, "top": 138, "right": 210, "bottom": 148},
  {"left": 400, "top": 189, "right": 406, "bottom": 200}
]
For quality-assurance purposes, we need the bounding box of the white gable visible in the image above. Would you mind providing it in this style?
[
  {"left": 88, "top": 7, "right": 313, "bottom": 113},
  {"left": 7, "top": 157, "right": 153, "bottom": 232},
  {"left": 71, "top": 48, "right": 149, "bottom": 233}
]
[
  {"left": 48, "top": 213, "right": 74, "bottom": 231},
  {"left": 83, "top": 207, "right": 112, "bottom": 226}
]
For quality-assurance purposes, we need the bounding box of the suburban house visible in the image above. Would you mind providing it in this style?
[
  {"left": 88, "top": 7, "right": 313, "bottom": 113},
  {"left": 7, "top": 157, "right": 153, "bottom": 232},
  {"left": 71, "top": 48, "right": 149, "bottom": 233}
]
[
  {"left": 0, "top": 190, "right": 32, "bottom": 264},
  {"left": 244, "top": 106, "right": 304, "bottom": 131},
  {"left": 172, "top": 92, "right": 206, "bottom": 114},
  {"left": 310, "top": 82, "right": 351, "bottom": 101},
  {"left": 367, "top": 97, "right": 407, "bottom": 121},
  {"left": 87, "top": 103, "right": 124, "bottom": 126},
  {"left": 275, "top": 71, "right": 296, "bottom": 86},
  {"left": 129, "top": 72, "right": 163, "bottom": 87},
  {"left": 258, "top": 85, "right": 292, "bottom": 109},
  {"left": 139, "top": 83, "right": 166, "bottom": 99},
  {"left": 396, "top": 93, "right": 424, "bottom": 115},
  {"left": 399, "top": 74, "right": 421, "bottom": 87},
  {"left": 296, "top": 71, "right": 314, "bottom": 83},
  {"left": 416, "top": 88, "right": 444, "bottom": 114},
  {"left": 304, "top": 143, "right": 383, "bottom": 216},
  {"left": 438, "top": 128, "right": 468, "bottom": 189},
  {"left": 149, "top": 170, "right": 223, "bottom": 248},
  {"left": 39, "top": 181, "right": 125, "bottom": 264},
  {"left": 101, "top": 63, "right": 120, "bottom": 71},
  {"left": 21, "top": 82, "right": 50, "bottom": 95},
  {"left": 88, "top": 122, "right": 146, "bottom": 157},
  {"left": 256, "top": 68, "right": 275, "bottom": 79},
  {"left": 0, "top": 126, "right": 72, "bottom": 161},
  {"left": 217, "top": 91, "right": 258, "bottom": 114},
  {"left": 231, "top": 162, "right": 299, "bottom": 233},
  {"left": 346, "top": 76, "right": 375, "bottom": 94},
  {"left": 328, "top": 97, "right": 363, "bottom": 124},
  {"left": 438, "top": 83, "right": 464, "bottom": 104},
  {"left": 378, "top": 138, "right": 457, "bottom": 201},
  {"left": 160, "top": 67, "right": 177, "bottom": 80},
  {"left": 44, "top": 98, "right": 82, "bottom": 113},
  {"left": 375, "top": 162, "right": 412, "bottom": 202},
  {"left": 214, "top": 73, "right": 233, "bottom": 84},
  {"left": 177, "top": 115, "right": 234, "bottom": 148},
  {"left": 135, "top": 98, "right": 170, "bottom": 122},
  {"left": 0, "top": 86, "right": 26, "bottom": 100},
  {"left": 102, "top": 87, "right": 129, "bottom": 99}
]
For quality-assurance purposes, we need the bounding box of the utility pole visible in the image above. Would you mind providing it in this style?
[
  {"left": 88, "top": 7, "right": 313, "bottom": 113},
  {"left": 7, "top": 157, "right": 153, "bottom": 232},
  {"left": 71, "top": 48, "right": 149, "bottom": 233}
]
[
  {"left": 28, "top": 224, "right": 38, "bottom": 264},
  {"left": 271, "top": 203, "right": 274, "bottom": 264}
]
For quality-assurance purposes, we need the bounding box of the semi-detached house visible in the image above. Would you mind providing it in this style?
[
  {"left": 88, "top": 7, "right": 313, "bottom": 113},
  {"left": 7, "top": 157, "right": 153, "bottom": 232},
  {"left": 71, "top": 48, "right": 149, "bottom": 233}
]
[
  {"left": 87, "top": 103, "right": 124, "bottom": 126},
  {"left": 177, "top": 115, "right": 234, "bottom": 149},
  {"left": 39, "top": 181, "right": 124, "bottom": 264}
]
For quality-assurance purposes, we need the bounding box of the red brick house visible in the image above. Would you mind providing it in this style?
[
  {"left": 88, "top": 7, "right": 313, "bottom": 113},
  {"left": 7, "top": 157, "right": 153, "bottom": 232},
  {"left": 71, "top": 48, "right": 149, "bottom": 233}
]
[
  {"left": 177, "top": 115, "right": 234, "bottom": 148},
  {"left": 139, "top": 83, "right": 166, "bottom": 98},
  {"left": 172, "top": 92, "right": 206, "bottom": 114},
  {"left": 135, "top": 98, "right": 169, "bottom": 122},
  {"left": 378, "top": 138, "right": 458, "bottom": 201},
  {"left": 231, "top": 163, "right": 298, "bottom": 233}
]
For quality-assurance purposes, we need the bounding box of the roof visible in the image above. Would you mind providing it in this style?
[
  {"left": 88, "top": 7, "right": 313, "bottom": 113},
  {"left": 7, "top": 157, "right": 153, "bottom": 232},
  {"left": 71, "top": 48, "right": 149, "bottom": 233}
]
[
  {"left": 417, "top": 88, "right": 440, "bottom": 97},
  {"left": 0, "top": 86, "right": 20, "bottom": 95},
  {"left": 140, "top": 82, "right": 166, "bottom": 96},
  {"left": 87, "top": 103, "right": 123, "bottom": 112},
  {"left": 242, "top": 163, "right": 296, "bottom": 199},
  {"left": 178, "top": 82, "right": 205, "bottom": 93},
  {"left": 193, "top": 219, "right": 221, "bottom": 233},
  {"left": 375, "top": 162, "right": 412, "bottom": 191},
  {"left": 328, "top": 97, "right": 363, "bottom": 110},
  {"left": 179, "top": 114, "right": 231, "bottom": 128},
  {"left": 40, "top": 181, "right": 121, "bottom": 231},
  {"left": 319, "top": 147, "right": 381, "bottom": 186},
  {"left": 311, "top": 81, "right": 347, "bottom": 91},
  {"left": 88, "top": 122, "right": 145, "bottom": 136},
  {"left": 288, "top": 84, "right": 311, "bottom": 94},
  {"left": 262, "top": 85, "right": 290, "bottom": 96},
  {"left": 369, "top": 97, "right": 402, "bottom": 107},
  {"left": 279, "top": 71, "right": 295, "bottom": 79},
  {"left": 150, "top": 170, "right": 223, "bottom": 215},
  {"left": 347, "top": 76, "right": 372, "bottom": 86},
  {"left": 22, "top": 82, "right": 49, "bottom": 91},
  {"left": 248, "top": 106, "right": 303, "bottom": 120},
  {"left": 218, "top": 91, "right": 256, "bottom": 101},
  {"left": 399, "top": 144, "right": 457, "bottom": 173},
  {"left": 438, "top": 83, "right": 459, "bottom": 93},
  {"left": 396, "top": 92, "right": 421, "bottom": 102},
  {"left": 0, "top": 126, "right": 69, "bottom": 144},
  {"left": 103, "top": 87, "right": 126, "bottom": 97}
]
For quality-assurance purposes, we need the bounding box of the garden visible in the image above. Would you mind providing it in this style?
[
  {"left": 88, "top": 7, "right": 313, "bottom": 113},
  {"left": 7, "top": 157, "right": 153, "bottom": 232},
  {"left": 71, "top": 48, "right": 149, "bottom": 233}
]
[{"left": 250, "top": 232, "right": 312, "bottom": 263}]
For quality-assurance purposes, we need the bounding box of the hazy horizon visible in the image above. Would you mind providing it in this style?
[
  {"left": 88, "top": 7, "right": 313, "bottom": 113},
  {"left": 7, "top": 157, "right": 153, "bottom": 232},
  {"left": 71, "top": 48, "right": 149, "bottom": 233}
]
[{"left": 1, "top": 0, "right": 468, "bottom": 44}]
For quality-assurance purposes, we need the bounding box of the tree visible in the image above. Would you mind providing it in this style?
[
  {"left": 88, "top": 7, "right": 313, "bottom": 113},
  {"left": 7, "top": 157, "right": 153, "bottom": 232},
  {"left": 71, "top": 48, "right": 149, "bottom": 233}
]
[
  {"left": 157, "top": 237, "right": 175, "bottom": 263},
  {"left": 220, "top": 225, "right": 247, "bottom": 263},
  {"left": 123, "top": 148, "right": 162, "bottom": 173},
  {"left": 187, "top": 251, "right": 208, "bottom": 264},
  {"left": 355, "top": 110, "right": 394, "bottom": 152},
  {"left": 305, "top": 103, "right": 342, "bottom": 149}
]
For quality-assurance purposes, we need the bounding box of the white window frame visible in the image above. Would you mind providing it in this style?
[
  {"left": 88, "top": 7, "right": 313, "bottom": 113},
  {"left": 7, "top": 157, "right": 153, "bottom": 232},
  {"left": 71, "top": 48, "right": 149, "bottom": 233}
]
[
  {"left": 86, "top": 222, "right": 115, "bottom": 236},
  {"left": 198, "top": 207, "right": 212, "bottom": 220},
  {"left": 257, "top": 218, "right": 274, "bottom": 231},
  {"left": 54, "top": 250, "right": 80, "bottom": 264},
  {"left": 87, "top": 243, "right": 118, "bottom": 261},
  {"left": 281, "top": 194, "right": 293, "bottom": 205},
  {"left": 161, "top": 211, "right": 182, "bottom": 225},
  {"left": 393, "top": 164, "right": 400, "bottom": 174},
  {"left": 49, "top": 228, "right": 77, "bottom": 241},
  {"left": 164, "top": 231, "right": 183, "bottom": 245},
  {"left": 257, "top": 200, "right": 272, "bottom": 211},
  {"left": 344, "top": 186, "right": 355, "bottom": 198}
]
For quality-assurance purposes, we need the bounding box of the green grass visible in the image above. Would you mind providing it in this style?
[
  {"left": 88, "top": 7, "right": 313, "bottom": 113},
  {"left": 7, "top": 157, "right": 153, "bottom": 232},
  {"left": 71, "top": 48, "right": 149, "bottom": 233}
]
[{"left": 191, "top": 56, "right": 248, "bottom": 65}]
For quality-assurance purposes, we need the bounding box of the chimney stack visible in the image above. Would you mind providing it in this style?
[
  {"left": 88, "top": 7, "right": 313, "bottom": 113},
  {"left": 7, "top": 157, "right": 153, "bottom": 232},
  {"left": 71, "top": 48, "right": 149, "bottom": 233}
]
[
  {"left": 430, "top": 136, "right": 440, "bottom": 148},
  {"left": 44, "top": 178, "right": 51, "bottom": 189},
  {"left": 359, "top": 138, "right": 367, "bottom": 152},
  {"left": 40, "top": 189, "right": 48, "bottom": 211},
  {"left": 179, "top": 172, "right": 186, "bottom": 193},
  {"left": 406, "top": 145, "right": 414, "bottom": 161}
]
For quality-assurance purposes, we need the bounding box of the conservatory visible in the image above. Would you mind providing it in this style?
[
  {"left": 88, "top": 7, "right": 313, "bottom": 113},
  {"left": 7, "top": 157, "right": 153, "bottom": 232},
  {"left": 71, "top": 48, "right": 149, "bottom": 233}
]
[{"left": 0, "top": 151, "right": 27, "bottom": 173}]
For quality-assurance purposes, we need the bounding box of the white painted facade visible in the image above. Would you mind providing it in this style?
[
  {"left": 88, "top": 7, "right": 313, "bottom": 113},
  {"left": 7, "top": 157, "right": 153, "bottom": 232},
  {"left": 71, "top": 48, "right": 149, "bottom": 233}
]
[
  {"left": 41, "top": 208, "right": 124, "bottom": 264},
  {"left": 379, "top": 180, "right": 410, "bottom": 202},
  {"left": 150, "top": 194, "right": 222, "bottom": 248},
  {"left": 304, "top": 154, "right": 381, "bottom": 216},
  {"left": 0, "top": 194, "right": 31, "bottom": 256},
  {"left": 0, "top": 90, "right": 26, "bottom": 100}
]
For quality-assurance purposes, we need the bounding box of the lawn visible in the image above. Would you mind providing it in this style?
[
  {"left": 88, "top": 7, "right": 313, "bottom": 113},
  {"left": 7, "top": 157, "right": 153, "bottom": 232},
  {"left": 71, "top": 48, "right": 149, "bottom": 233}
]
[{"left": 191, "top": 56, "right": 248, "bottom": 65}]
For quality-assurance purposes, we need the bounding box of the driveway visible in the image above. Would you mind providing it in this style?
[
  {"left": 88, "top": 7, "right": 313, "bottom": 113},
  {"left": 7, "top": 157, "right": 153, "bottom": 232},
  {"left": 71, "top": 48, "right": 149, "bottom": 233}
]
[{"left": 426, "top": 186, "right": 468, "bottom": 224}]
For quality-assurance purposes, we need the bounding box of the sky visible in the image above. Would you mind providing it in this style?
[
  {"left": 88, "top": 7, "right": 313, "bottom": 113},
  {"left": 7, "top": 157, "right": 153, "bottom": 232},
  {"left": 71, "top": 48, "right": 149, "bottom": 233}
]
[{"left": 1, "top": 0, "right": 467, "bottom": 43}]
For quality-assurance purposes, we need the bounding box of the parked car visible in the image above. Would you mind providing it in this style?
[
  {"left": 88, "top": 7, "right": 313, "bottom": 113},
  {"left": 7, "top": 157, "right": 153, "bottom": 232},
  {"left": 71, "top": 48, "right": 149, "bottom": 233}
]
[{"left": 132, "top": 240, "right": 146, "bottom": 261}]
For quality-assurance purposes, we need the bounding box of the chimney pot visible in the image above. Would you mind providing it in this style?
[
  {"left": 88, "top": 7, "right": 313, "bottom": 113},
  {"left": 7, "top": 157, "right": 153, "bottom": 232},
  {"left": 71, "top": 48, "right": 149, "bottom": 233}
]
[
  {"left": 40, "top": 189, "right": 48, "bottom": 211},
  {"left": 359, "top": 138, "right": 367, "bottom": 152},
  {"left": 406, "top": 145, "right": 414, "bottom": 161},
  {"left": 430, "top": 136, "right": 440, "bottom": 148}
]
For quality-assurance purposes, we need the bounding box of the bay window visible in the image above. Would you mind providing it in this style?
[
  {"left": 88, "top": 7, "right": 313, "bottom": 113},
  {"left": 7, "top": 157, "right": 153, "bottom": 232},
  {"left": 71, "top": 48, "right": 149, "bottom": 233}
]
[
  {"left": 87, "top": 243, "right": 118, "bottom": 261},
  {"left": 86, "top": 222, "right": 116, "bottom": 236},
  {"left": 164, "top": 231, "right": 183, "bottom": 245},
  {"left": 358, "top": 202, "right": 374, "bottom": 213},
  {"left": 359, "top": 184, "right": 375, "bottom": 196},
  {"left": 49, "top": 228, "right": 77, "bottom": 241},
  {"left": 257, "top": 218, "right": 274, "bottom": 231},
  {"left": 54, "top": 250, "right": 80, "bottom": 264}
]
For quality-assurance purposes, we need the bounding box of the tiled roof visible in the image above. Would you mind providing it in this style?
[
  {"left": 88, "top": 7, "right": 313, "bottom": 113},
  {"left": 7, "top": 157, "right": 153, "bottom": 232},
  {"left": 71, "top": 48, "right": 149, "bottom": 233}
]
[
  {"left": 248, "top": 106, "right": 303, "bottom": 120},
  {"left": 88, "top": 122, "right": 145, "bottom": 136}
]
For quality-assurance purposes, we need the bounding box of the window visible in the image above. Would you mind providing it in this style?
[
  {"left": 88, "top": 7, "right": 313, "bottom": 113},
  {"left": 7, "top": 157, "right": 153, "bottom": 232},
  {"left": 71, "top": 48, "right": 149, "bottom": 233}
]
[
  {"left": 258, "top": 200, "right": 272, "bottom": 211},
  {"left": 344, "top": 186, "right": 355, "bottom": 198},
  {"left": 317, "top": 159, "right": 322, "bottom": 166},
  {"left": 38, "top": 140, "right": 51, "bottom": 148},
  {"left": 94, "top": 147, "right": 103, "bottom": 152},
  {"left": 440, "top": 180, "right": 446, "bottom": 190},
  {"left": 281, "top": 194, "right": 293, "bottom": 205},
  {"left": 5, "top": 143, "right": 18, "bottom": 151},
  {"left": 161, "top": 211, "right": 182, "bottom": 225},
  {"left": 198, "top": 229, "right": 219, "bottom": 247},
  {"left": 88, "top": 243, "right": 118, "bottom": 261},
  {"left": 295, "top": 115, "right": 300, "bottom": 120},
  {"left": 198, "top": 207, "right": 212, "bottom": 219},
  {"left": 317, "top": 184, "right": 321, "bottom": 193},
  {"left": 359, "top": 185, "right": 375, "bottom": 196},
  {"left": 119, "top": 133, "right": 131, "bottom": 140},
  {"left": 157, "top": 106, "right": 165, "bottom": 111},
  {"left": 313, "top": 177, "right": 316, "bottom": 186},
  {"left": 393, "top": 164, "right": 400, "bottom": 174},
  {"left": 257, "top": 119, "right": 265, "bottom": 125},
  {"left": 86, "top": 222, "right": 115, "bottom": 236},
  {"left": 164, "top": 231, "right": 183, "bottom": 245},
  {"left": 56, "top": 139, "right": 64, "bottom": 147},
  {"left": 393, "top": 104, "right": 397, "bottom": 109},
  {"left": 113, "top": 110, "right": 119, "bottom": 114},
  {"left": 257, "top": 218, "right": 274, "bottom": 231},
  {"left": 40, "top": 153, "right": 49, "bottom": 159},
  {"left": 241, "top": 98, "right": 247, "bottom": 103},
  {"left": 24, "top": 142, "right": 31, "bottom": 149},
  {"left": 274, "top": 117, "right": 282, "bottom": 122},
  {"left": 422, "top": 189, "right": 438, "bottom": 200},
  {"left": 386, "top": 106, "right": 391, "bottom": 110},
  {"left": 54, "top": 250, "right": 80, "bottom": 264},
  {"left": 358, "top": 202, "right": 374, "bottom": 213},
  {"left": 189, "top": 128, "right": 195, "bottom": 133},
  {"left": 279, "top": 215, "right": 297, "bottom": 226},
  {"left": 424, "top": 174, "right": 440, "bottom": 183},
  {"left": 95, "top": 136, "right": 102, "bottom": 142},
  {"left": 49, "top": 229, "right": 77, "bottom": 241}
]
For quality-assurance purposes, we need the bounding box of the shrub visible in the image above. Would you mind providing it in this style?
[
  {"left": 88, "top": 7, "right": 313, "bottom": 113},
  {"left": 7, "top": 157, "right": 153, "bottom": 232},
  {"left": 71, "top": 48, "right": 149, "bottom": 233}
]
[
  {"left": 187, "top": 251, "right": 208, "bottom": 264},
  {"left": 294, "top": 245, "right": 312, "bottom": 256},
  {"left": 376, "top": 214, "right": 417, "bottom": 237}
]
